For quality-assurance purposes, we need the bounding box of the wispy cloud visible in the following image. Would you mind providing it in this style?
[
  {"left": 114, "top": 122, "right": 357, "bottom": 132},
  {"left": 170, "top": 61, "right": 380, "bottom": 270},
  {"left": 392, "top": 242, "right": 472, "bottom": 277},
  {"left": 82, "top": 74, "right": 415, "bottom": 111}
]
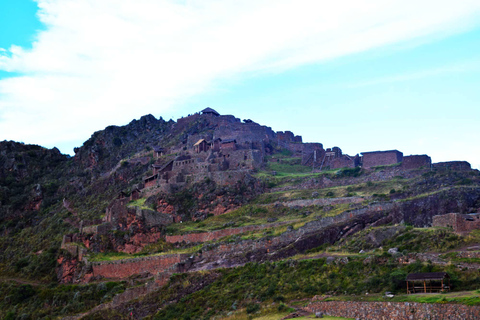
[
  {"left": 346, "top": 61, "right": 480, "bottom": 88},
  {"left": 1, "top": 0, "right": 480, "bottom": 153}
]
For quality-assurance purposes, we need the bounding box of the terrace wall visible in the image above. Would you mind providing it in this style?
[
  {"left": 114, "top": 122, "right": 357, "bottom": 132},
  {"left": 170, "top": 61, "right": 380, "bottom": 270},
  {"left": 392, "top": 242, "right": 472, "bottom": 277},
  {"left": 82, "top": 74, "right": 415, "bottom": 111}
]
[
  {"left": 91, "top": 253, "right": 188, "bottom": 280},
  {"left": 165, "top": 221, "right": 287, "bottom": 244},
  {"left": 305, "top": 300, "right": 480, "bottom": 320}
]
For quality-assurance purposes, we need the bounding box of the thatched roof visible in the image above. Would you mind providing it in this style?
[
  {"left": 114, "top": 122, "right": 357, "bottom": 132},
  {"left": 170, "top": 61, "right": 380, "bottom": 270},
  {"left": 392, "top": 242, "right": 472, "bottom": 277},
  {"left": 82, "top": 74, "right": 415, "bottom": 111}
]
[
  {"left": 406, "top": 272, "right": 450, "bottom": 281},
  {"left": 194, "top": 139, "right": 207, "bottom": 146},
  {"left": 201, "top": 108, "right": 220, "bottom": 116}
]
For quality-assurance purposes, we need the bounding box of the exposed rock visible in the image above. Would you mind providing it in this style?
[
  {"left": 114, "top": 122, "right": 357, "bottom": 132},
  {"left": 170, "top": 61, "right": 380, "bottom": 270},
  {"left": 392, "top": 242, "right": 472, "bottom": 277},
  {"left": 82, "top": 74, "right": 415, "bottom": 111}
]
[{"left": 388, "top": 247, "right": 399, "bottom": 255}]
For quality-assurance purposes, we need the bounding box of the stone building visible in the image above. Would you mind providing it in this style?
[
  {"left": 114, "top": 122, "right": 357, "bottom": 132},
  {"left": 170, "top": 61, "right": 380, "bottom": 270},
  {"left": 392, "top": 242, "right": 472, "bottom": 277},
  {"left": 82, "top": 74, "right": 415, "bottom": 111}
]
[
  {"left": 361, "top": 150, "right": 403, "bottom": 168},
  {"left": 221, "top": 139, "right": 237, "bottom": 151},
  {"left": 329, "top": 154, "right": 360, "bottom": 169},
  {"left": 433, "top": 161, "right": 471, "bottom": 171},
  {"left": 401, "top": 155, "right": 431, "bottom": 170},
  {"left": 433, "top": 212, "right": 480, "bottom": 234},
  {"left": 153, "top": 146, "right": 164, "bottom": 158},
  {"left": 194, "top": 139, "right": 210, "bottom": 153}
]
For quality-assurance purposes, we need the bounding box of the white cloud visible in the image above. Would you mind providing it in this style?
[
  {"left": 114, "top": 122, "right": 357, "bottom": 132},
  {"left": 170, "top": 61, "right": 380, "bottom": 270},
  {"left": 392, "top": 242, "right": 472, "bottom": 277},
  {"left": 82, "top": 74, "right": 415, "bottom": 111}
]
[
  {"left": 1, "top": 0, "right": 480, "bottom": 153},
  {"left": 346, "top": 61, "right": 480, "bottom": 88}
]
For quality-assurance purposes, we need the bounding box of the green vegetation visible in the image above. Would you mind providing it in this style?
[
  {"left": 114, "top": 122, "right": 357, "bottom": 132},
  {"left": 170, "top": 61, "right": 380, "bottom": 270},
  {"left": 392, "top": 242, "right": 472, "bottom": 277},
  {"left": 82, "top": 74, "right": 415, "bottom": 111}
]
[
  {"left": 147, "top": 256, "right": 480, "bottom": 319},
  {"left": 341, "top": 226, "right": 480, "bottom": 253},
  {"left": 164, "top": 202, "right": 351, "bottom": 236},
  {"left": 88, "top": 244, "right": 201, "bottom": 262},
  {"left": 0, "top": 280, "right": 125, "bottom": 319},
  {"left": 326, "top": 290, "right": 480, "bottom": 307}
]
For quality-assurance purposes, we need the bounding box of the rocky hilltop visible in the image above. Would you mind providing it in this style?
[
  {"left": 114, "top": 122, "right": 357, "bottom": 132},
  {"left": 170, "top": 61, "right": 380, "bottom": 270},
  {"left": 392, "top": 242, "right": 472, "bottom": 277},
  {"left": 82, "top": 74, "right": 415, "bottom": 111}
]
[{"left": 1, "top": 108, "right": 480, "bottom": 319}]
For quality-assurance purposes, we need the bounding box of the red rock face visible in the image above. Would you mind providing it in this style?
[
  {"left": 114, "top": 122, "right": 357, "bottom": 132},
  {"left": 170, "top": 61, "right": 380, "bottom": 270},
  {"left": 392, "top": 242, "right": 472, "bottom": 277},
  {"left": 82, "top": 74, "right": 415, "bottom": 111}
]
[
  {"left": 156, "top": 199, "right": 175, "bottom": 214},
  {"left": 56, "top": 255, "right": 79, "bottom": 284},
  {"left": 26, "top": 198, "right": 42, "bottom": 211}
]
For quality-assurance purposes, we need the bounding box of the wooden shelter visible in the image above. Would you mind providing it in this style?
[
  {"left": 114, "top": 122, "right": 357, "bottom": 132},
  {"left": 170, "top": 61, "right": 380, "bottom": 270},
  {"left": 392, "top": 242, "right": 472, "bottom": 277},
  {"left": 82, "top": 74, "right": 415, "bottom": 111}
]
[
  {"left": 153, "top": 146, "right": 164, "bottom": 157},
  {"left": 406, "top": 272, "right": 450, "bottom": 294},
  {"left": 194, "top": 139, "right": 210, "bottom": 153}
]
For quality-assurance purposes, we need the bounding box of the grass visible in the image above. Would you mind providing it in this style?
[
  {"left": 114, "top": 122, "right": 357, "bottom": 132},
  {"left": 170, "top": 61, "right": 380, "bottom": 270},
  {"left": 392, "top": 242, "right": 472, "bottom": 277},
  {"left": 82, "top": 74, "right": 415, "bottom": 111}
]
[
  {"left": 128, "top": 198, "right": 146, "bottom": 207},
  {"left": 294, "top": 316, "right": 353, "bottom": 320},
  {"left": 253, "top": 178, "right": 410, "bottom": 205},
  {"left": 440, "top": 251, "right": 480, "bottom": 264},
  {"left": 325, "top": 290, "right": 480, "bottom": 306},
  {"left": 164, "top": 201, "right": 354, "bottom": 237},
  {"left": 341, "top": 225, "right": 480, "bottom": 253},
  {"left": 87, "top": 245, "right": 202, "bottom": 262},
  {"left": 0, "top": 280, "right": 126, "bottom": 319}
]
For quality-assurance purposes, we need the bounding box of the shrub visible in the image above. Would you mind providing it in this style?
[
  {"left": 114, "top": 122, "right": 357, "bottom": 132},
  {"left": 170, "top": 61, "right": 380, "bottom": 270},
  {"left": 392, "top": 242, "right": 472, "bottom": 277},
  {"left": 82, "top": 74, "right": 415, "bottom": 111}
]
[{"left": 246, "top": 303, "right": 260, "bottom": 314}]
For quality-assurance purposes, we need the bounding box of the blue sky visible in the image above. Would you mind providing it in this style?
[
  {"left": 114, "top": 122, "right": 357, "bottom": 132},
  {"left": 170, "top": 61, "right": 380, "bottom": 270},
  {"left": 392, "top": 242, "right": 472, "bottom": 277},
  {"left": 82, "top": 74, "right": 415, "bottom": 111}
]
[
  {"left": 0, "top": 0, "right": 479, "bottom": 169},
  {"left": 0, "top": 0, "right": 42, "bottom": 79}
]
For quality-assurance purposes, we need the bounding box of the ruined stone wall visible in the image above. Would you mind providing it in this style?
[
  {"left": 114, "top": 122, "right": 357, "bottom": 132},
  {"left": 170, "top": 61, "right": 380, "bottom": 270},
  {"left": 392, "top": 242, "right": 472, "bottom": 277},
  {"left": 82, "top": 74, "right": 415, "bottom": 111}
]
[
  {"left": 301, "top": 143, "right": 325, "bottom": 166},
  {"left": 188, "top": 170, "right": 252, "bottom": 186},
  {"left": 105, "top": 198, "right": 129, "bottom": 223},
  {"left": 433, "top": 161, "right": 471, "bottom": 171},
  {"left": 276, "top": 131, "right": 303, "bottom": 146},
  {"left": 222, "top": 149, "right": 262, "bottom": 170},
  {"left": 82, "top": 223, "right": 112, "bottom": 235},
  {"left": 276, "top": 131, "right": 294, "bottom": 143},
  {"left": 329, "top": 156, "right": 355, "bottom": 169},
  {"left": 362, "top": 150, "right": 403, "bottom": 168},
  {"left": 91, "top": 253, "right": 188, "bottom": 280},
  {"left": 306, "top": 300, "right": 480, "bottom": 320},
  {"left": 144, "top": 177, "right": 157, "bottom": 188},
  {"left": 214, "top": 120, "right": 275, "bottom": 146},
  {"left": 432, "top": 213, "right": 458, "bottom": 229},
  {"left": 136, "top": 207, "right": 174, "bottom": 227},
  {"left": 401, "top": 155, "right": 431, "bottom": 170},
  {"left": 433, "top": 213, "right": 480, "bottom": 233},
  {"left": 175, "top": 113, "right": 202, "bottom": 132},
  {"left": 456, "top": 215, "right": 480, "bottom": 233},
  {"left": 285, "top": 143, "right": 304, "bottom": 156},
  {"left": 221, "top": 142, "right": 236, "bottom": 151}
]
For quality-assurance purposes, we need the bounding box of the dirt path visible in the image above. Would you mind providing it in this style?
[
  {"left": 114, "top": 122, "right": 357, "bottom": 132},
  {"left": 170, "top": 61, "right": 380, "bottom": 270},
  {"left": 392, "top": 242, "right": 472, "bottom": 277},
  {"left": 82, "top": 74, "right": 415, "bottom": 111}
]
[{"left": 0, "top": 277, "right": 43, "bottom": 286}]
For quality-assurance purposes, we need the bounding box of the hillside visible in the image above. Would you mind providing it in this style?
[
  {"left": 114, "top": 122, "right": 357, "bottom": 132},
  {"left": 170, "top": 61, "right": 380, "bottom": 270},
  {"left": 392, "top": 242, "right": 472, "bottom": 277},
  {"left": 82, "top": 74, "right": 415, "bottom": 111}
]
[{"left": 1, "top": 108, "right": 480, "bottom": 319}]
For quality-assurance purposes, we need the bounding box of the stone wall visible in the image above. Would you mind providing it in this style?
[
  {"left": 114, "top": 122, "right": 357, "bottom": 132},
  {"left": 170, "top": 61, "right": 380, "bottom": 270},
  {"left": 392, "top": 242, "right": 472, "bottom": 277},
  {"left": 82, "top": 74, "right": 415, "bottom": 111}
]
[
  {"left": 301, "top": 143, "right": 325, "bottom": 166},
  {"left": 91, "top": 253, "right": 188, "bottom": 280},
  {"left": 136, "top": 207, "right": 174, "bottom": 227},
  {"left": 362, "top": 150, "right": 403, "bottom": 168},
  {"left": 433, "top": 161, "right": 471, "bottom": 171},
  {"left": 329, "top": 156, "right": 356, "bottom": 169},
  {"left": 270, "top": 196, "right": 364, "bottom": 208},
  {"left": 401, "top": 155, "right": 431, "bottom": 170},
  {"left": 433, "top": 212, "right": 480, "bottom": 234},
  {"left": 82, "top": 223, "right": 112, "bottom": 235},
  {"left": 105, "top": 198, "right": 130, "bottom": 224},
  {"left": 305, "top": 300, "right": 480, "bottom": 320}
]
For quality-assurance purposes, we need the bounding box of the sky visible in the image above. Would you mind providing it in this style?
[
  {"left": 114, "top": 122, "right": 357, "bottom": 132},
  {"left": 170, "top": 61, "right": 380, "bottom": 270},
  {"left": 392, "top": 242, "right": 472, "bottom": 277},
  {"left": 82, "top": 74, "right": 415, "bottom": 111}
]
[{"left": 0, "top": 0, "right": 479, "bottom": 169}]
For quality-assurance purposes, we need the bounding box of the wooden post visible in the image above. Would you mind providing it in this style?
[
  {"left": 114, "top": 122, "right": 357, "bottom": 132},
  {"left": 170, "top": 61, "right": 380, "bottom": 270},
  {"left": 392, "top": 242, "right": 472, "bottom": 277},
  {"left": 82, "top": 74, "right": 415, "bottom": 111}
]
[
  {"left": 424, "top": 280, "right": 426, "bottom": 293},
  {"left": 441, "top": 279, "right": 444, "bottom": 292},
  {"left": 407, "top": 281, "right": 409, "bottom": 294}
]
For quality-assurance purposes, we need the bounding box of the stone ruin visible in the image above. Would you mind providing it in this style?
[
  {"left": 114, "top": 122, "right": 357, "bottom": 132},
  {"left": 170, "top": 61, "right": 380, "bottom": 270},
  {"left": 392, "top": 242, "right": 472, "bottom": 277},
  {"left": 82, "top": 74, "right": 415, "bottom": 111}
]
[
  {"left": 433, "top": 212, "right": 480, "bottom": 234},
  {"left": 144, "top": 109, "right": 473, "bottom": 189}
]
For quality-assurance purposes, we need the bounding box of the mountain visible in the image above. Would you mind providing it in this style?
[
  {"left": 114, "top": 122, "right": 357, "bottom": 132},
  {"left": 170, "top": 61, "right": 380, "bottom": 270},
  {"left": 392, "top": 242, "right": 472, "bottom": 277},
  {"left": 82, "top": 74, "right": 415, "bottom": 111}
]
[{"left": 1, "top": 108, "right": 480, "bottom": 319}]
